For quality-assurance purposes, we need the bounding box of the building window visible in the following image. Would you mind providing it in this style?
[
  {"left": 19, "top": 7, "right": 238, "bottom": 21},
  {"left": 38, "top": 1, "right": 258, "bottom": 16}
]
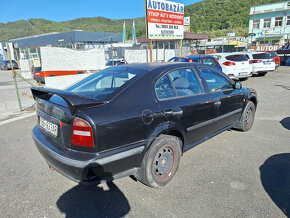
[
  {"left": 260, "top": 40, "right": 269, "bottom": 45},
  {"left": 263, "top": 18, "right": 271, "bottom": 28},
  {"left": 253, "top": 19, "right": 260, "bottom": 29},
  {"left": 275, "top": 17, "right": 283, "bottom": 27},
  {"left": 287, "top": 16, "right": 290, "bottom": 26},
  {"left": 272, "top": 40, "right": 280, "bottom": 45}
]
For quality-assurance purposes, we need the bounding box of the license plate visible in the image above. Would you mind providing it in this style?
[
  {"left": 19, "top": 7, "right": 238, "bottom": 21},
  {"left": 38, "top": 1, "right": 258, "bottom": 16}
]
[
  {"left": 264, "top": 61, "right": 271, "bottom": 65},
  {"left": 239, "top": 72, "right": 248, "bottom": 75},
  {"left": 40, "top": 117, "right": 58, "bottom": 137}
]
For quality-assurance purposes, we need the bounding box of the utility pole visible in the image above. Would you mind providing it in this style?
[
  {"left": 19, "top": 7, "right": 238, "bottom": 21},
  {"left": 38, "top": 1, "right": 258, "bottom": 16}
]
[{"left": 6, "top": 43, "right": 22, "bottom": 111}]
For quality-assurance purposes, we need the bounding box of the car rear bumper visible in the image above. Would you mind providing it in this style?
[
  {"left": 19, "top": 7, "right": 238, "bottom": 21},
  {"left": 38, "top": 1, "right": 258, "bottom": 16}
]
[
  {"left": 32, "top": 126, "right": 144, "bottom": 184},
  {"left": 252, "top": 64, "right": 275, "bottom": 73}
]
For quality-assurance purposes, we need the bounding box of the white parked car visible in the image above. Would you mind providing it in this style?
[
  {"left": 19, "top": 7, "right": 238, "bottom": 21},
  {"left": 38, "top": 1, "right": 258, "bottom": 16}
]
[
  {"left": 235, "top": 52, "right": 275, "bottom": 76},
  {"left": 209, "top": 53, "right": 252, "bottom": 80}
]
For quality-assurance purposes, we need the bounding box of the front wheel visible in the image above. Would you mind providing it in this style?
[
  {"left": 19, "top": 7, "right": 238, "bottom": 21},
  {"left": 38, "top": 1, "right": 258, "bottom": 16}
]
[
  {"left": 138, "top": 135, "right": 182, "bottom": 188},
  {"left": 239, "top": 101, "right": 256, "bottom": 132}
]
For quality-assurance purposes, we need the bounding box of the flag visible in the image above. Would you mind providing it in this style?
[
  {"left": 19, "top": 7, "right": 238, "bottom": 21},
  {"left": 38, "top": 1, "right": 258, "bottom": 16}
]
[
  {"left": 132, "top": 19, "right": 137, "bottom": 46},
  {"left": 122, "top": 21, "right": 126, "bottom": 43}
]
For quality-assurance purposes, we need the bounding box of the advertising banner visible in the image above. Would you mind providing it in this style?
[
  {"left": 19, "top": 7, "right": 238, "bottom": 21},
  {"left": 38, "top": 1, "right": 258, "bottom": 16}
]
[{"left": 146, "top": 0, "right": 184, "bottom": 40}]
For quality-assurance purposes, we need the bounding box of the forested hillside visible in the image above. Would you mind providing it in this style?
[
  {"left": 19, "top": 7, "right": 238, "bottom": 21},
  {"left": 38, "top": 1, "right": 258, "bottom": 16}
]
[
  {"left": 185, "top": 0, "right": 283, "bottom": 37},
  {"left": 0, "top": 0, "right": 283, "bottom": 42}
]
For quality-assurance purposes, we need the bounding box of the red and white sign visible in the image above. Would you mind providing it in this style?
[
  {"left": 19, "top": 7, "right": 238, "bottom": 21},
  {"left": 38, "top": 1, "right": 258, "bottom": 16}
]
[{"left": 146, "top": 0, "right": 184, "bottom": 40}]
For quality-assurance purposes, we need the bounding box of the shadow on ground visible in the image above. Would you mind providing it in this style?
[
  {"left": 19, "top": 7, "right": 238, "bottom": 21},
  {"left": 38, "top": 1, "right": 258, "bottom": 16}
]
[
  {"left": 275, "top": 84, "right": 290, "bottom": 91},
  {"left": 57, "top": 182, "right": 130, "bottom": 218},
  {"left": 56, "top": 166, "right": 130, "bottom": 217},
  {"left": 260, "top": 153, "right": 290, "bottom": 217},
  {"left": 280, "top": 117, "right": 290, "bottom": 130}
]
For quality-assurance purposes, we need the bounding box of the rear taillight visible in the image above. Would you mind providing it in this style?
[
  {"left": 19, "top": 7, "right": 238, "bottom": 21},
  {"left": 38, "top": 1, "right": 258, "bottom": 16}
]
[
  {"left": 71, "top": 117, "right": 95, "bottom": 148},
  {"left": 251, "top": 60, "right": 262, "bottom": 63},
  {"left": 228, "top": 73, "right": 234, "bottom": 76},
  {"left": 223, "top": 61, "right": 236, "bottom": 66},
  {"left": 249, "top": 60, "right": 252, "bottom": 64},
  {"left": 188, "top": 59, "right": 193, "bottom": 63}
]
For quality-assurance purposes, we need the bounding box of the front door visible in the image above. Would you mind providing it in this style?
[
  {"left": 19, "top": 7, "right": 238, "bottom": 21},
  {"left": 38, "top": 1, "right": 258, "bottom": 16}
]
[{"left": 198, "top": 67, "right": 244, "bottom": 133}]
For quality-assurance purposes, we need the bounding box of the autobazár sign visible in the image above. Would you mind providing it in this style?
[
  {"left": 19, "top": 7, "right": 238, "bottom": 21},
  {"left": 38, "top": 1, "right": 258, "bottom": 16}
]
[{"left": 146, "top": 0, "right": 184, "bottom": 40}]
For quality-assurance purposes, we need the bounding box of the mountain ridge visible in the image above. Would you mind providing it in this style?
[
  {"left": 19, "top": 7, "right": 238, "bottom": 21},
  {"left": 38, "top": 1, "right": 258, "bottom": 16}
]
[{"left": 0, "top": 0, "right": 283, "bottom": 42}]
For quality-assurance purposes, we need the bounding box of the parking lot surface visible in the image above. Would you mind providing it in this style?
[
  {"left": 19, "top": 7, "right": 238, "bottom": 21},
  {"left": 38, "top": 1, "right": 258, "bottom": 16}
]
[
  {"left": 0, "top": 70, "right": 36, "bottom": 120},
  {"left": 0, "top": 67, "right": 289, "bottom": 218}
]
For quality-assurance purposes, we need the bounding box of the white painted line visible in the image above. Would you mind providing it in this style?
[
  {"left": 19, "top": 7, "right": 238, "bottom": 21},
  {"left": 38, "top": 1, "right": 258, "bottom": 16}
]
[{"left": 0, "top": 112, "right": 36, "bottom": 126}]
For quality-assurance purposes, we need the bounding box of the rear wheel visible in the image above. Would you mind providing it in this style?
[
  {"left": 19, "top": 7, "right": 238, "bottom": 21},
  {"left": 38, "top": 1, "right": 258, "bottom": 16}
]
[
  {"left": 138, "top": 135, "right": 182, "bottom": 188},
  {"left": 239, "top": 101, "right": 256, "bottom": 132}
]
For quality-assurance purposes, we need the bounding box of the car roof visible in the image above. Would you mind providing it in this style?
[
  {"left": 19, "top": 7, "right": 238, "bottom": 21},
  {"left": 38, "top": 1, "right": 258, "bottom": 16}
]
[
  {"left": 210, "top": 52, "right": 247, "bottom": 56},
  {"left": 112, "top": 62, "right": 210, "bottom": 73},
  {"left": 187, "top": 55, "right": 214, "bottom": 59}
]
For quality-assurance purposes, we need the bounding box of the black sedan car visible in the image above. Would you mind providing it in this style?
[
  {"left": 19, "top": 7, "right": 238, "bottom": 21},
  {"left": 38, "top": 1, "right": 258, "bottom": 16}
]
[{"left": 31, "top": 63, "right": 258, "bottom": 188}]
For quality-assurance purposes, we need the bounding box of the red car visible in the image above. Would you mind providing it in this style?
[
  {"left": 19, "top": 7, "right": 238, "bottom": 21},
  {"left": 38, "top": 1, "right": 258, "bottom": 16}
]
[{"left": 268, "top": 52, "right": 280, "bottom": 69}]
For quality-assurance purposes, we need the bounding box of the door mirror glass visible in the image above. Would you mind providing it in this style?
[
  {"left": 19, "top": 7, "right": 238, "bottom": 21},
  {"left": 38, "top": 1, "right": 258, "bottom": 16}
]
[{"left": 234, "top": 82, "right": 242, "bottom": 89}]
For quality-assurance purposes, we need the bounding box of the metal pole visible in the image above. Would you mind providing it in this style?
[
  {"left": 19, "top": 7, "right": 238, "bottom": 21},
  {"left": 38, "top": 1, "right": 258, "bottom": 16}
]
[
  {"left": 156, "top": 41, "right": 158, "bottom": 62},
  {"left": 149, "top": 39, "right": 153, "bottom": 62},
  {"left": 179, "top": 39, "right": 182, "bottom": 56},
  {"left": 111, "top": 36, "right": 114, "bottom": 65},
  {"left": 250, "top": 0, "right": 257, "bottom": 48},
  {"left": 7, "top": 43, "right": 23, "bottom": 111}
]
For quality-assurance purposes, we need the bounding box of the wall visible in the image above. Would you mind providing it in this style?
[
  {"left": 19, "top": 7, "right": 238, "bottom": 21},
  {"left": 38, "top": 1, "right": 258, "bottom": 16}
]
[
  {"left": 125, "top": 49, "right": 176, "bottom": 63},
  {"left": 40, "top": 47, "right": 106, "bottom": 71}
]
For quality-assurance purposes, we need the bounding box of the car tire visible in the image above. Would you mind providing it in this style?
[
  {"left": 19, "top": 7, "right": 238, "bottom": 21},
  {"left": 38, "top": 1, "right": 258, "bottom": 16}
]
[
  {"left": 138, "top": 135, "right": 182, "bottom": 188},
  {"left": 239, "top": 101, "right": 256, "bottom": 132},
  {"left": 258, "top": 72, "right": 267, "bottom": 76}
]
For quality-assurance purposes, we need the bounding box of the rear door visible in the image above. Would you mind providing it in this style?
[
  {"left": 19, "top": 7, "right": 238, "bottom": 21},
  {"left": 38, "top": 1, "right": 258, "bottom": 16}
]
[
  {"left": 155, "top": 67, "right": 214, "bottom": 148},
  {"left": 198, "top": 67, "right": 244, "bottom": 133}
]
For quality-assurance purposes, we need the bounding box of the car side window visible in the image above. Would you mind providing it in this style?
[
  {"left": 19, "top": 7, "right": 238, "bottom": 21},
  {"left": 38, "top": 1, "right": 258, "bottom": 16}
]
[
  {"left": 168, "top": 58, "right": 176, "bottom": 62},
  {"left": 155, "top": 75, "right": 177, "bottom": 100},
  {"left": 199, "top": 68, "right": 233, "bottom": 92},
  {"left": 168, "top": 68, "right": 203, "bottom": 96}
]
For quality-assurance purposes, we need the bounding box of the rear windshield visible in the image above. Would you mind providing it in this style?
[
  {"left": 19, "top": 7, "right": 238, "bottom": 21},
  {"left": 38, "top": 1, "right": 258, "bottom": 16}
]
[
  {"left": 200, "top": 57, "right": 220, "bottom": 67},
  {"left": 226, "top": 55, "right": 248, "bottom": 62},
  {"left": 67, "top": 67, "right": 139, "bottom": 99},
  {"left": 269, "top": 52, "right": 278, "bottom": 57},
  {"left": 253, "top": 53, "right": 272, "bottom": 59}
]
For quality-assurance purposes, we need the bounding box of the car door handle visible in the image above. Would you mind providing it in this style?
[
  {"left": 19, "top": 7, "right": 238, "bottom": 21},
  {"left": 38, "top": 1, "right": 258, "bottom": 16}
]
[
  {"left": 164, "top": 109, "right": 183, "bottom": 117},
  {"left": 214, "top": 100, "right": 221, "bottom": 106}
]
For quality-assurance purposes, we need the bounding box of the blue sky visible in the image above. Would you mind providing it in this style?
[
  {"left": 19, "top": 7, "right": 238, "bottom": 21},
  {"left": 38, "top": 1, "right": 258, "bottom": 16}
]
[{"left": 0, "top": 0, "right": 201, "bottom": 23}]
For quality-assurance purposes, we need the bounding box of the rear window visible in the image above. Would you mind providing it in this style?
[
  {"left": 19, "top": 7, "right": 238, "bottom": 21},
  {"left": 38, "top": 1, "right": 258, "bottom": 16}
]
[
  {"left": 226, "top": 55, "right": 248, "bottom": 62},
  {"left": 200, "top": 57, "right": 220, "bottom": 67},
  {"left": 67, "top": 67, "right": 139, "bottom": 99},
  {"left": 253, "top": 53, "right": 272, "bottom": 59},
  {"left": 269, "top": 52, "right": 278, "bottom": 57}
]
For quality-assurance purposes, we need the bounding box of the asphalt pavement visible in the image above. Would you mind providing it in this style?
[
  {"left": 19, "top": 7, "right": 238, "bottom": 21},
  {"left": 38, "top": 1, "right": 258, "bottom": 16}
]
[{"left": 0, "top": 67, "right": 289, "bottom": 218}]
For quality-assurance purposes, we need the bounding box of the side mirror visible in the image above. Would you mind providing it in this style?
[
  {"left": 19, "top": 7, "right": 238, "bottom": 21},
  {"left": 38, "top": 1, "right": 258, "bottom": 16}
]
[{"left": 234, "top": 82, "right": 242, "bottom": 89}]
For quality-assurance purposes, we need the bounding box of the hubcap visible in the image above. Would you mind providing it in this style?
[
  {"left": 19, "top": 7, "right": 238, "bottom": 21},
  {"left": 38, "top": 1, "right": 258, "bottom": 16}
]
[
  {"left": 245, "top": 107, "right": 253, "bottom": 125},
  {"left": 154, "top": 147, "right": 174, "bottom": 177}
]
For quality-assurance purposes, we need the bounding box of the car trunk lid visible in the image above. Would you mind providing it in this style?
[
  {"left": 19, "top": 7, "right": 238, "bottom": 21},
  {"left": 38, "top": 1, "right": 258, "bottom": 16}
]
[{"left": 31, "top": 87, "right": 104, "bottom": 150}]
